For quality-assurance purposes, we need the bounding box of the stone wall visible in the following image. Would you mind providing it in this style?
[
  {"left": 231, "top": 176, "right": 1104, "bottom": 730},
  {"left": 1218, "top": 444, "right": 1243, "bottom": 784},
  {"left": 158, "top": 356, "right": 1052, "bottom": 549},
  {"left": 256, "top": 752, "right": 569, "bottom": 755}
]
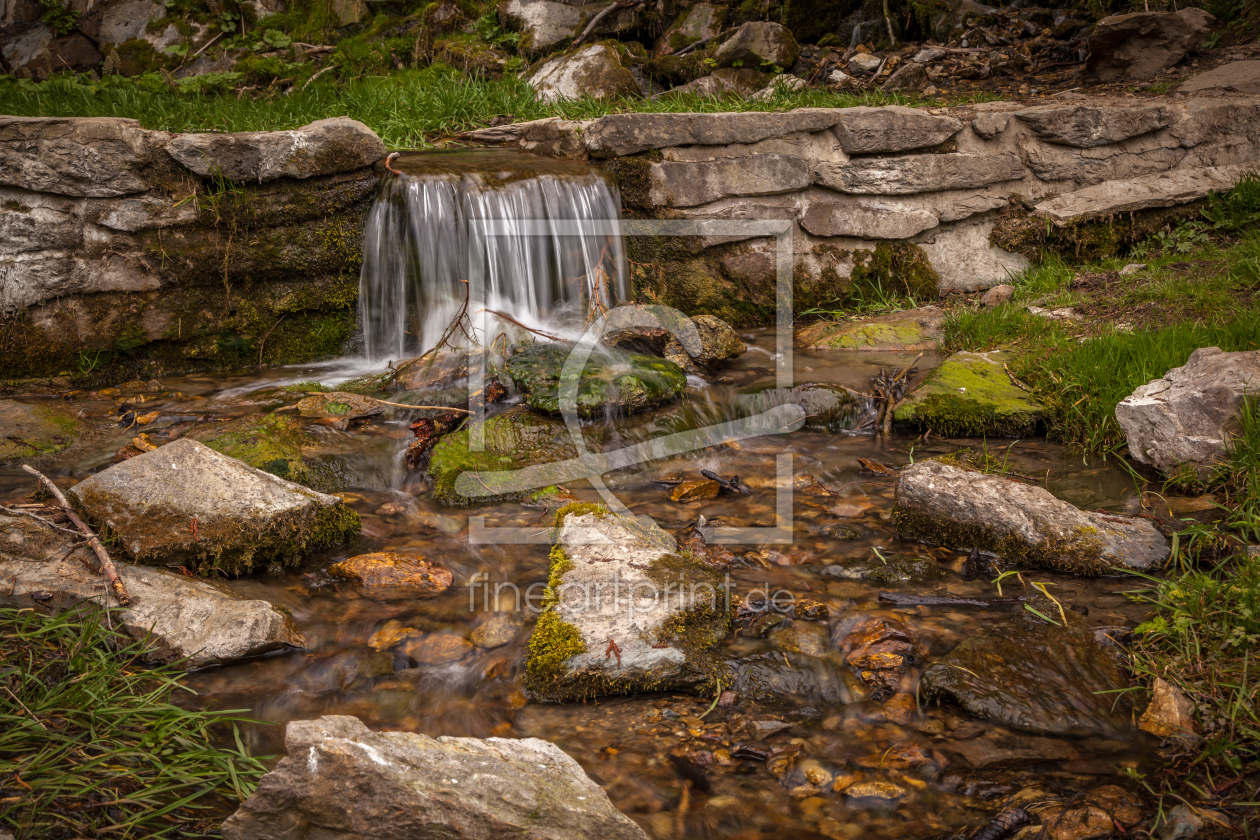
[
  {"left": 0, "top": 116, "right": 385, "bottom": 383},
  {"left": 463, "top": 92, "right": 1260, "bottom": 325}
]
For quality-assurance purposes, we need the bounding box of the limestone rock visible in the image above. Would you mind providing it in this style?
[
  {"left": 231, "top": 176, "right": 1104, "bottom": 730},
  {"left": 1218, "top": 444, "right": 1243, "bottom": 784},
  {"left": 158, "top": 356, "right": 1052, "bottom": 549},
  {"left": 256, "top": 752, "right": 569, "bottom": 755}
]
[
  {"left": 221, "top": 715, "right": 649, "bottom": 840},
  {"left": 891, "top": 459, "right": 1171, "bottom": 574},
  {"left": 458, "top": 116, "right": 589, "bottom": 159},
  {"left": 665, "top": 314, "right": 746, "bottom": 372},
  {"left": 330, "top": 0, "right": 366, "bottom": 25},
  {"left": 499, "top": 0, "right": 583, "bottom": 55},
  {"left": 0, "top": 399, "right": 80, "bottom": 462},
  {"left": 328, "top": 552, "right": 453, "bottom": 595},
  {"left": 796, "top": 306, "right": 945, "bottom": 351},
  {"left": 881, "top": 61, "right": 929, "bottom": 93},
  {"left": 583, "top": 110, "right": 848, "bottom": 157},
  {"left": 1139, "top": 676, "right": 1200, "bottom": 742},
  {"left": 649, "top": 153, "right": 811, "bottom": 207},
  {"left": 1022, "top": 140, "right": 1186, "bottom": 185},
  {"left": 735, "top": 384, "right": 865, "bottom": 432},
  {"left": 0, "top": 513, "right": 304, "bottom": 669},
  {"left": 830, "top": 106, "right": 963, "bottom": 155},
  {"left": 848, "top": 53, "right": 881, "bottom": 74},
  {"left": 528, "top": 45, "right": 640, "bottom": 103},
  {"left": 66, "top": 439, "right": 359, "bottom": 575},
  {"left": 1036, "top": 164, "right": 1249, "bottom": 225},
  {"left": 920, "top": 611, "right": 1133, "bottom": 736},
  {"left": 893, "top": 350, "right": 1043, "bottom": 436},
  {"left": 95, "top": 0, "right": 163, "bottom": 46},
  {"left": 0, "top": 116, "right": 172, "bottom": 198},
  {"left": 525, "top": 510, "right": 727, "bottom": 701},
  {"left": 1014, "top": 104, "right": 1172, "bottom": 148},
  {"left": 971, "top": 111, "right": 1010, "bottom": 140},
  {"left": 471, "top": 613, "right": 525, "bottom": 648},
  {"left": 1116, "top": 347, "right": 1260, "bottom": 479},
  {"left": 165, "top": 118, "right": 385, "bottom": 183},
  {"left": 714, "top": 21, "right": 798, "bottom": 69},
  {"left": 815, "top": 152, "right": 1025, "bottom": 195},
  {"left": 1085, "top": 8, "right": 1214, "bottom": 83},
  {"left": 801, "top": 198, "right": 939, "bottom": 239},
  {"left": 918, "top": 218, "right": 1030, "bottom": 291},
  {"left": 656, "top": 2, "right": 723, "bottom": 56},
  {"left": 1179, "top": 60, "right": 1260, "bottom": 95},
  {"left": 671, "top": 68, "right": 770, "bottom": 98}
]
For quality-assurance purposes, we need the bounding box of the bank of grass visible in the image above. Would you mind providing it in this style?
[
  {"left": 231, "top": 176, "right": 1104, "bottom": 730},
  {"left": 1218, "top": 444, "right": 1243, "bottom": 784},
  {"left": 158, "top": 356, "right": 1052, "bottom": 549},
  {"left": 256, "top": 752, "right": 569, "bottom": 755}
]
[
  {"left": 0, "top": 66, "right": 995, "bottom": 148},
  {"left": 0, "top": 605, "right": 267, "bottom": 840}
]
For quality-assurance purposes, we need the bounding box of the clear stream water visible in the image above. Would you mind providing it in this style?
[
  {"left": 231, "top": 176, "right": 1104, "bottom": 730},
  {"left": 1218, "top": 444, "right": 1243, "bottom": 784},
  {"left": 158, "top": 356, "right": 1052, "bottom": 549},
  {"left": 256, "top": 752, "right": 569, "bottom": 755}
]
[{"left": 0, "top": 150, "right": 1164, "bottom": 839}]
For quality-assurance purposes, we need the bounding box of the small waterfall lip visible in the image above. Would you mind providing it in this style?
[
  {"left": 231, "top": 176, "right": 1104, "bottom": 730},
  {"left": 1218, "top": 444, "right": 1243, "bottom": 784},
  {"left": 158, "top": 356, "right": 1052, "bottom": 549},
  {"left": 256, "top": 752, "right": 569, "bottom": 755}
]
[{"left": 358, "top": 149, "right": 629, "bottom": 362}]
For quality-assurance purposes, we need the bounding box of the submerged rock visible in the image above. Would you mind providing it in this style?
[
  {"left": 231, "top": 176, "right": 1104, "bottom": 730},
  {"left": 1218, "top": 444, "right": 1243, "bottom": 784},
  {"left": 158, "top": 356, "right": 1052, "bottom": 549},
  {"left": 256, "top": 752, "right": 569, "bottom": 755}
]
[
  {"left": 221, "top": 715, "right": 649, "bottom": 840},
  {"left": 526, "top": 508, "right": 728, "bottom": 701},
  {"left": 505, "top": 342, "right": 685, "bottom": 418},
  {"left": 426, "top": 407, "right": 577, "bottom": 507},
  {"left": 328, "top": 552, "right": 452, "bottom": 598},
  {"left": 1139, "top": 677, "right": 1200, "bottom": 744},
  {"left": 0, "top": 512, "right": 303, "bottom": 668},
  {"left": 920, "top": 611, "right": 1133, "bottom": 737},
  {"left": 0, "top": 399, "right": 80, "bottom": 462},
  {"left": 67, "top": 439, "right": 359, "bottom": 575},
  {"left": 892, "top": 460, "right": 1169, "bottom": 574},
  {"left": 893, "top": 350, "right": 1046, "bottom": 437},
  {"left": 1116, "top": 347, "right": 1260, "bottom": 480},
  {"left": 795, "top": 306, "right": 944, "bottom": 351},
  {"left": 736, "top": 384, "right": 866, "bottom": 432}
]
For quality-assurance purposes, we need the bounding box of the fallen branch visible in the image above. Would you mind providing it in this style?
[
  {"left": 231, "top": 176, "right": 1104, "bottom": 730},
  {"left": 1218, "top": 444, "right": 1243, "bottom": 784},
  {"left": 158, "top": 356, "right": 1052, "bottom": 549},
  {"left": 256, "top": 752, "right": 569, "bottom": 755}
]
[
  {"left": 673, "top": 31, "right": 722, "bottom": 57},
  {"left": 21, "top": 465, "right": 130, "bottom": 607},
  {"left": 314, "top": 394, "right": 471, "bottom": 413},
  {"left": 479, "top": 308, "right": 565, "bottom": 342},
  {"left": 299, "top": 62, "right": 336, "bottom": 91},
  {"left": 573, "top": 0, "right": 635, "bottom": 47},
  {"left": 190, "top": 30, "right": 224, "bottom": 60}
]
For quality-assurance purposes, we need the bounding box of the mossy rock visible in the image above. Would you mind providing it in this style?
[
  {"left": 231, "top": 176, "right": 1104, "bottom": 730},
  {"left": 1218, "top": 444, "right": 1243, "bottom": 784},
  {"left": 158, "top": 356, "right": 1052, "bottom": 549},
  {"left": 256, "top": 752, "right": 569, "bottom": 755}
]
[
  {"left": 504, "top": 342, "right": 686, "bottom": 419},
  {"left": 862, "top": 555, "right": 948, "bottom": 583},
  {"left": 796, "top": 306, "right": 945, "bottom": 351},
  {"left": 0, "top": 400, "right": 80, "bottom": 462},
  {"left": 427, "top": 407, "right": 578, "bottom": 507},
  {"left": 894, "top": 350, "right": 1047, "bottom": 437},
  {"left": 192, "top": 414, "right": 344, "bottom": 492}
]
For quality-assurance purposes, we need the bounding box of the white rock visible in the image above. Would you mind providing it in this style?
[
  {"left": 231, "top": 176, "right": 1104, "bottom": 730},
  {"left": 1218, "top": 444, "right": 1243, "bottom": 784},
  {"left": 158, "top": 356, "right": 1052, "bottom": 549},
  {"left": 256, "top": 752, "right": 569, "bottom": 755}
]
[{"left": 848, "top": 53, "right": 882, "bottom": 73}]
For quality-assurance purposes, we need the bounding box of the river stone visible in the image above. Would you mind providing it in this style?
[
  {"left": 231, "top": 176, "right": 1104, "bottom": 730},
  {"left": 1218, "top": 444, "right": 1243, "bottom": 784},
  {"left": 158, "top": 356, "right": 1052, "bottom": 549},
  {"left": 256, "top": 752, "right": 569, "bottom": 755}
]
[
  {"left": 665, "top": 314, "right": 746, "bottom": 371},
  {"left": 427, "top": 407, "right": 577, "bottom": 507},
  {"left": 830, "top": 106, "right": 963, "bottom": 154},
  {"left": 221, "top": 715, "right": 649, "bottom": 840},
  {"left": 607, "top": 309, "right": 746, "bottom": 372},
  {"left": 165, "top": 118, "right": 385, "bottom": 183},
  {"left": 919, "top": 611, "right": 1133, "bottom": 737},
  {"left": 0, "top": 400, "right": 80, "bottom": 462},
  {"left": 0, "top": 116, "right": 174, "bottom": 198},
  {"left": 528, "top": 45, "right": 640, "bottom": 103},
  {"left": 1179, "top": 60, "right": 1260, "bottom": 95},
  {"left": 649, "top": 153, "right": 812, "bottom": 208},
  {"left": 505, "top": 342, "right": 686, "bottom": 418},
  {"left": 797, "top": 306, "right": 945, "bottom": 351},
  {"left": 1085, "top": 8, "right": 1214, "bottom": 84},
  {"left": 1035, "top": 164, "right": 1249, "bottom": 225},
  {"left": 499, "top": 0, "right": 583, "bottom": 55},
  {"left": 583, "top": 110, "right": 848, "bottom": 157},
  {"left": 328, "top": 552, "right": 453, "bottom": 595},
  {"left": 1013, "top": 104, "right": 1172, "bottom": 149},
  {"left": 525, "top": 509, "right": 727, "bottom": 701},
  {"left": 713, "top": 21, "right": 798, "bottom": 69},
  {"left": 1115, "top": 347, "right": 1260, "bottom": 480},
  {"left": 0, "top": 513, "right": 304, "bottom": 669},
  {"left": 815, "top": 152, "right": 1026, "bottom": 195},
  {"left": 66, "top": 439, "right": 359, "bottom": 575},
  {"left": 893, "top": 350, "right": 1044, "bottom": 436},
  {"left": 891, "top": 459, "right": 1170, "bottom": 574},
  {"left": 471, "top": 613, "right": 525, "bottom": 649}
]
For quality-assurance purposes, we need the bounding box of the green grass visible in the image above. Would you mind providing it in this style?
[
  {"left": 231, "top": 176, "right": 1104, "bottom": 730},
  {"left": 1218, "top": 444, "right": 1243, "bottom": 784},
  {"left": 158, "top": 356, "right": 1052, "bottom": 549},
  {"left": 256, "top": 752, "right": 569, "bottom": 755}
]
[
  {"left": 0, "top": 66, "right": 995, "bottom": 148},
  {"left": 0, "top": 605, "right": 267, "bottom": 840}
]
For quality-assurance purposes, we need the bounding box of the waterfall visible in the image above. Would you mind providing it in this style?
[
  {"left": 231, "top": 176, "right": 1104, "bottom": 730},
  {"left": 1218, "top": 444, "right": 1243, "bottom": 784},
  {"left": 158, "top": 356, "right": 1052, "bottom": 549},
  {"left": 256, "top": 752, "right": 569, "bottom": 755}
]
[{"left": 357, "top": 150, "right": 629, "bottom": 361}]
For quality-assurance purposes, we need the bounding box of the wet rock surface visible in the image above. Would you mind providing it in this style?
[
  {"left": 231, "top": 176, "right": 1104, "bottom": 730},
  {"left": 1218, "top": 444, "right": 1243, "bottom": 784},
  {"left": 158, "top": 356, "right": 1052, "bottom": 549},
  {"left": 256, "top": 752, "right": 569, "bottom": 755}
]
[
  {"left": 66, "top": 439, "right": 359, "bottom": 575},
  {"left": 892, "top": 459, "right": 1170, "bottom": 574},
  {"left": 221, "top": 715, "right": 649, "bottom": 840},
  {"left": 505, "top": 342, "right": 686, "bottom": 418},
  {"left": 0, "top": 399, "right": 80, "bottom": 462},
  {"left": 327, "top": 552, "right": 453, "bottom": 597},
  {"left": 893, "top": 350, "right": 1046, "bottom": 437},
  {"left": 1116, "top": 347, "right": 1260, "bottom": 480},
  {"left": 0, "top": 512, "right": 304, "bottom": 668},
  {"left": 796, "top": 306, "right": 944, "bottom": 352}
]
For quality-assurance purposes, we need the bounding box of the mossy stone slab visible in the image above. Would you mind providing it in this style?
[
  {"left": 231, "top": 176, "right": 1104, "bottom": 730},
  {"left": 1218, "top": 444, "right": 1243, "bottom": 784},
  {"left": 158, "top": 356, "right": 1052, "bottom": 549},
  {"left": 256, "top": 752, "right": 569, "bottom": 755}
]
[
  {"left": 505, "top": 342, "right": 686, "bottom": 419},
  {"left": 796, "top": 306, "right": 945, "bottom": 351},
  {"left": 0, "top": 400, "right": 80, "bottom": 462},
  {"left": 192, "top": 414, "right": 343, "bottom": 492},
  {"left": 894, "top": 350, "right": 1046, "bottom": 437}
]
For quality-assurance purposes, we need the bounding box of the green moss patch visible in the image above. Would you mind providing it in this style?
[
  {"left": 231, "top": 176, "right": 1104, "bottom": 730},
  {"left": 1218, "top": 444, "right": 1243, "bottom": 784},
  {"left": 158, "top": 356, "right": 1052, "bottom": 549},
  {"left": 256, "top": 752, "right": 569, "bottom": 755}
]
[
  {"left": 0, "top": 400, "right": 80, "bottom": 462},
  {"left": 505, "top": 343, "right": 686, "bottom": 419},
  {"left": 894, "top": 350, "right": 1047, "bottom": 437},
  {"left": 192, "top": 414, "right": 344, "bottom": 492}
]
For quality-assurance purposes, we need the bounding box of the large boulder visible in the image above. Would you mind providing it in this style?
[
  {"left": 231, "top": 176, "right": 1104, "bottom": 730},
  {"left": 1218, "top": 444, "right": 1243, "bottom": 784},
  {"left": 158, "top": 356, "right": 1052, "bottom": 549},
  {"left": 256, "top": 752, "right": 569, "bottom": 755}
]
[
  {"left": 893, "top": 350, "right": 1046, "bottom": 436},
  {"left": 66, "top": 439, "right": 360, "bottom": 575},
  {"left": 713, "top": 21, "right": 798, "bottom": 70},
  {"left": 1085, "top": 8, "right": 1214, "bottom": 83},
  {"left": 920, "top": 611, "right": 1133, "bottom": 737},
  {"left": 221, "top": 715, "right": 649, "bottom": 840},
  {"left": 526, "top": 509, "right": 728, "bottom": 701},
  {"left": 528, "top": 45, "right": 640, "bottom": 103},
  {"left": 0, "top": 513, "right": 304, "bottom": 668},
  {"left": 0, "top": 116, "right": 176, "bottom": 198},
  {"left": 505, "top": 341, "right": 686, "bottom": 418},
  {"left": 891, "top": 460, "right": 1170, "bottom": 574},
  {"left": 0, "top": 400, "right": 80, "bottom": 462},
  {"left": 1116, "top": 347, "right": 1260, "bottom": 480},
  {"left": 499, "top": 0, "right": 583, "bottom": 55},
  {"left": 601, "top": 307, "right": 746, "bottom": 372},
  {"left": 165, "top": 118, "right": 385, "bottom": 183}
]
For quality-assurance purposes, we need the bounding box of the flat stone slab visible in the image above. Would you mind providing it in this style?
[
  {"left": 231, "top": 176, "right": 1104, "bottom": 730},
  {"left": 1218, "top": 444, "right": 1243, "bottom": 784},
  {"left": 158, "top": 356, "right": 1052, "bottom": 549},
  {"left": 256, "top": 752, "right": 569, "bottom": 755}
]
[
  {"left": 222, "top": 715, "right": 648, "bottom": 840},
  {"left": 526, "top": 509, "right": 727, "bottom": 701},
  {"left": 830, "top": 105, "right": 962, "bottom": 154},
  {"left": 1116, "top": 346, "right": 1260, "bottom": 480},
  {"left": 649, "top": 153, "right": 811, "bottom": 207},
  {"left": 1035, "top": 164, "right": 1249, "bottom": 225},
  {"left": 0, "top": 512, "right": 304, "bottom": 668},
  {"left": 583, "top": 109, "right": 849, "bottom": 157},
  {"left": 893, "top": 350, "right": 1045, "bottom": 436},
  {"left": 796, "top": 306, "right": 945, "bottom": 351},
  {"left": 67, "top": 438, "right": 359, "bottom": 575},
  {"left": 891, "top": 459, "right": 1170, "bottom": 575},
  {"left": 1013, "top": 104, "right": 1172, "bottom": 148},
  {"left": 1178, "top": 60, "right": 1260, "bottom": 95},
  {"left": 0, "top": 399, "right": 80, "bottom": 462},
  {"left": 0, "top": 115, "right": 173, "bottom": 197},
  {"left": 800, "top": 198, "right": 939, "bottom": 239},
  {"left": 815, "top": 152, "right": 1026, "bottom": 195},
  {"left": 165, "top": 117, "right": 385, "bottom": 183}
]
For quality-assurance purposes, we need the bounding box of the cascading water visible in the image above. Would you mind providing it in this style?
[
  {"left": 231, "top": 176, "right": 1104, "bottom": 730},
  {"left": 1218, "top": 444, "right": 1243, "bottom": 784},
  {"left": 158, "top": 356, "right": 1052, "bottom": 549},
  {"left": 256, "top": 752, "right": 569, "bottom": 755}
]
[{"left": 357, "top": 149, "right": 629, "bottom": 361}]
